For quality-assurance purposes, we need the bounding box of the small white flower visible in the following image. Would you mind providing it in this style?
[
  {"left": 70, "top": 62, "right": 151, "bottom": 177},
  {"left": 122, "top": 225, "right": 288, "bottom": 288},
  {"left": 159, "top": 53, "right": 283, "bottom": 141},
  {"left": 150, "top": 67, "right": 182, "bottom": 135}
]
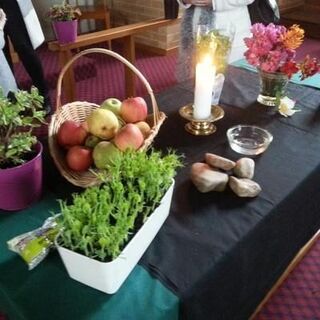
[{"left": 278, "top": 96, "right": 300, "bottom": 117}]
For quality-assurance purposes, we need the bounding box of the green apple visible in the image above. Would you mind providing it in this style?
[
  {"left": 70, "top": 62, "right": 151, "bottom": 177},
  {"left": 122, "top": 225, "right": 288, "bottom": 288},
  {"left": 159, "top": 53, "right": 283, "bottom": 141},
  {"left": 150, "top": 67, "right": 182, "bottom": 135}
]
[
  {"left": 93, "top": 141, "right": 121, "bottom": 169},
  {"left": 101, "top": 98, "right": 122, "bottom": 116}
]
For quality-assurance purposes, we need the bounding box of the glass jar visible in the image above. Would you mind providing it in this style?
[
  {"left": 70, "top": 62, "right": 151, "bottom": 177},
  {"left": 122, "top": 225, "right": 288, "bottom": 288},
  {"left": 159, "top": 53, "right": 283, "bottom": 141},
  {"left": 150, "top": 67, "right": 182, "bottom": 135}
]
[{"left": 257, "top": 69, "right": 289, "bottom": 106}]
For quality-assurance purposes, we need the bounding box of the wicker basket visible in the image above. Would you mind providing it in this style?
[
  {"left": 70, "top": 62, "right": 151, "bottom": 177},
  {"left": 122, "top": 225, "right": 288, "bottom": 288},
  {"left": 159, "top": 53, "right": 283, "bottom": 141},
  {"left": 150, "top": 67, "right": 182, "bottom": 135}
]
[{"left": 48, "top": 48, "right": 166, "bottom": 188}]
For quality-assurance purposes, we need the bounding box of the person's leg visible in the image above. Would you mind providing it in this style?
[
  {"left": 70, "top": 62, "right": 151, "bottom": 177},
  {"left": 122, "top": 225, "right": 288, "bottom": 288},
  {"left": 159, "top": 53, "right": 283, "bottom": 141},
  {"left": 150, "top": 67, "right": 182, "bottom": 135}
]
[{"left": 1, "top": 0, "right": 52, "bottom": 114}]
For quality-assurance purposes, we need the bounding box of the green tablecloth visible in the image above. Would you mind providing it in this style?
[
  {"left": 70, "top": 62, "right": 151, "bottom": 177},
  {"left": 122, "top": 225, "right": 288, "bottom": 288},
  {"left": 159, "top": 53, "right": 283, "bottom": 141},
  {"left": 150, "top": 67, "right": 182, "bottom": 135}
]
[{"left": 0, "top": 178, "right": 179, "bottom": 320}]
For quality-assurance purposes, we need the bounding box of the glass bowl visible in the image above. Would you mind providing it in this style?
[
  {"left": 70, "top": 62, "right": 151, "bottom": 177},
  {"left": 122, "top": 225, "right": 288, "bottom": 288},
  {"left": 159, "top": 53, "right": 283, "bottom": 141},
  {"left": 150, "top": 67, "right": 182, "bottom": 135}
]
[{"left": 226, "top": 125, "right": 273, "bottom": 155}]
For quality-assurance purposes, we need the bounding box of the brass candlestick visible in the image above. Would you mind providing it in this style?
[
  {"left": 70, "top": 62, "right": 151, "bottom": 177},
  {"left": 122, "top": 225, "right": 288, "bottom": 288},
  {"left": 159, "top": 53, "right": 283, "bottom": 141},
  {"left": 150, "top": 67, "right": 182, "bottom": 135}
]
[{"left": 179, "top": 104, "right": 225, "bottom": 136}]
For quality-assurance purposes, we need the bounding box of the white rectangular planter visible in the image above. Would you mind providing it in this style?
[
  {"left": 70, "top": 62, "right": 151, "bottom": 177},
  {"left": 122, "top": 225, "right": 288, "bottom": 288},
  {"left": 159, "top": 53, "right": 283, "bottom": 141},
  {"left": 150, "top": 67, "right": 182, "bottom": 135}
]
[{"left": 56, "top": 180, "right": 175, "bottom": 294}]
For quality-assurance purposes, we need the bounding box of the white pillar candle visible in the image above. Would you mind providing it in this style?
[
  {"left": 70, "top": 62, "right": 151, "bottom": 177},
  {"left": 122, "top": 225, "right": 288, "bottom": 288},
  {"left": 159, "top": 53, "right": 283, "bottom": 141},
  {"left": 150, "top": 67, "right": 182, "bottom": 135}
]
[{"left": 193, "top": 56, "right": 216, "bottom": 120}]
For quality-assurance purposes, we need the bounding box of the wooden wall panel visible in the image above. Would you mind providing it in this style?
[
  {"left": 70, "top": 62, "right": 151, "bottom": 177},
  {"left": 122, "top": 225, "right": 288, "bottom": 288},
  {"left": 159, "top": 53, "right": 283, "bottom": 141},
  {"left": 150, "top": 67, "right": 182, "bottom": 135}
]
[
  {"left": 109, "top": 0, "right": 181, "bottom": 52},
  {"left": 278, "top": 0, "right": 305, "bottom": 13}
]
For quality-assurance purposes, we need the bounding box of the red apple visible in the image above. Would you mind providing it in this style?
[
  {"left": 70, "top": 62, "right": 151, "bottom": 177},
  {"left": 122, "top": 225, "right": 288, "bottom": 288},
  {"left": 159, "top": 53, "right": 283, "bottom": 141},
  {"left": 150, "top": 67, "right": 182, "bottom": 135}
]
[
  {"left": 134, "top": 121, "right": 151, "bottom": 139},
  {"left": 120, "top": 97, "right": 148, "bottom": 123},
  {"left": 57, "top": 120, "right": 88, "bottom": 149},
  {"left": 81, "top": 120, "right": 89, "bottom": 132},
  {"left": 114, "top": 124, "right": 144, "bottom": 151},
  {"left": 66, "top": 146, "right": 93, "bottom": 171}
]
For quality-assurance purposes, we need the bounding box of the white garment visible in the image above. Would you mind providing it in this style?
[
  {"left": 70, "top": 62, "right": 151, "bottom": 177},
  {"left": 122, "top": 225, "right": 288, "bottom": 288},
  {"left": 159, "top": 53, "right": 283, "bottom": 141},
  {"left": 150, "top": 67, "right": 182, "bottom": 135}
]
[
  {"left": 177, "top": 0, "right": 254, "bottom": 62},
  {"left": 16, "top": 0, "right": 44, "bottom": 49},
  {"left": 0, "top": 30, "right": 17, "bottom": 95}
]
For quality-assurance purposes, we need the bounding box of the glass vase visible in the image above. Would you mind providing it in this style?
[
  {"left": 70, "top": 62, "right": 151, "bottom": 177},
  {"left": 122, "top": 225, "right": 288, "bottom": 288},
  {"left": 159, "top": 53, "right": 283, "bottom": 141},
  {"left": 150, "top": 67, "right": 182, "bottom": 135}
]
[{"left": 257, "top": 70, "right": 289, "bottom": 106}]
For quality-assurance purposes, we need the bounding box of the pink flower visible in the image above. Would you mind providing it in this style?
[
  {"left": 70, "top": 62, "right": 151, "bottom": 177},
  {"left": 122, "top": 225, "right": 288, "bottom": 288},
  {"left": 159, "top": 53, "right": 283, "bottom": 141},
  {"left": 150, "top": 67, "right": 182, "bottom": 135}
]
[
  {"left": 244, "top": 23, "right": 320, "bottom": 80},
  {"left": 299, "top": 55, "right": 320, "bottom": 80},
  {"left": 280, "top": 61, "right": 299, "bottom": 78}
]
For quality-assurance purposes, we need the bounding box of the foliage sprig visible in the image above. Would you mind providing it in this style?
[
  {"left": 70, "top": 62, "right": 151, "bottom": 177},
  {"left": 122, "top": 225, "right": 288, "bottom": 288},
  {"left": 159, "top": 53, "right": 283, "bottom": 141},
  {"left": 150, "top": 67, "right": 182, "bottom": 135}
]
[
  {"left": 196, "top": 30, "right": 232, "bottom": 74},
  {"left": 57, "top": 149, "right": 183, "bottom": 261},
  {"left": 0, "top": 87, "right": 45, "bottom": 168},
  {"left": 47, "top": 1, "right": 81, "bottom": 21}
]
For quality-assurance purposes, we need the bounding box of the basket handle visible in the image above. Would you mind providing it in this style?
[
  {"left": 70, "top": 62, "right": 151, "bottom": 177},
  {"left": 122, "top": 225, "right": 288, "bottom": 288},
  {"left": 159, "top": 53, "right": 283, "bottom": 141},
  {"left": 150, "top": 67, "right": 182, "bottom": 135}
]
[{"left": 55, "top": 48, "right": 161, "bottom": 124}]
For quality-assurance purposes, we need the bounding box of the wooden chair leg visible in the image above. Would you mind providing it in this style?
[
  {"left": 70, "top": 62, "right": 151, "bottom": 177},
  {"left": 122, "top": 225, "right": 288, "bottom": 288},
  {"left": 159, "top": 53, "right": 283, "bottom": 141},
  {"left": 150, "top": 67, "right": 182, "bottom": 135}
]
[
  {"left": 105, "top": 11, "right": 112, "bottom": 50},
  {"left": 9, "top": 39, "right": 19, "bottom": 63},
  {"left": 123, "top": 35, "right": 136, "bottom": 97},
  {"left": 59, "top": 50, "right": 76, "bottom": 102}
]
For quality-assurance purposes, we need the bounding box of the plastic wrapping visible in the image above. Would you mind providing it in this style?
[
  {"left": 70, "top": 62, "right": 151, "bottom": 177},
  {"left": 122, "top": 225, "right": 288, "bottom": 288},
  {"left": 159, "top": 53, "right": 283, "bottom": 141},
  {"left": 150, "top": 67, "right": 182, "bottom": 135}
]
[
  {"left": 7, "top": 216, "right": 59, "bottom": 270},
  {"left": 211, "top": 74, "right": 225, "bottom": 106}
]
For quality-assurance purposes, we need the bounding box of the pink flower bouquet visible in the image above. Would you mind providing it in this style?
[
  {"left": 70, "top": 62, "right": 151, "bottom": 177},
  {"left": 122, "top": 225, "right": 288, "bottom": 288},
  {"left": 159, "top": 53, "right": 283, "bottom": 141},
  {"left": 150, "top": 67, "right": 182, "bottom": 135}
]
[{"left": 244, "top": 23, "right": 320, "bottom": 79}]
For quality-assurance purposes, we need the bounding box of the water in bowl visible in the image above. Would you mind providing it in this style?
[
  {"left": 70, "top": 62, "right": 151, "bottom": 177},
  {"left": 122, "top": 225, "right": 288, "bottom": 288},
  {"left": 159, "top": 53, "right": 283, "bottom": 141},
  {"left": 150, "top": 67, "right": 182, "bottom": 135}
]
[
  {"left": 228, "top": 126, "right": 272, "bottom": 155},
  {"left": 230, "top": 137, "right": 268, "bottom": 155}
]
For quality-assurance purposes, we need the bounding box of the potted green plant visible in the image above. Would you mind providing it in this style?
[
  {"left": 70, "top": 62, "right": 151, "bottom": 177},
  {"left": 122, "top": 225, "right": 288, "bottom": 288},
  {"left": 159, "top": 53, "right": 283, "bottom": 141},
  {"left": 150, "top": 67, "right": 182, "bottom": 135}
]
[
  {"left": 55, "top": 149, "right": 182, "bottom": 294},
  {"left": 0, "top": 87, "right": 46, "bottom": 211},
  {"left": 47, "top": 1, "right": 81, "bottom": 44}
]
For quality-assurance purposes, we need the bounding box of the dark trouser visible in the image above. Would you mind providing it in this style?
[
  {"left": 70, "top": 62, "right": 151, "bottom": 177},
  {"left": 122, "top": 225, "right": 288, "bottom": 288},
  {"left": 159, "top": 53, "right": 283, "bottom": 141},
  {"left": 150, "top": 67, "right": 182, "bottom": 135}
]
[{"left": 0, "top": 0, "right": 49, "bottom": 101}]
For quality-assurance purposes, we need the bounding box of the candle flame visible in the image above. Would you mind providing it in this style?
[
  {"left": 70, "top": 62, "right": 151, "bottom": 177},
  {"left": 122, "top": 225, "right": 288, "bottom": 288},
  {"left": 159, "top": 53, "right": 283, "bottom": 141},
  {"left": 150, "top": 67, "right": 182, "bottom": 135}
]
[{"left": 201, "top": 55, "right": 212, "bottom": 66}]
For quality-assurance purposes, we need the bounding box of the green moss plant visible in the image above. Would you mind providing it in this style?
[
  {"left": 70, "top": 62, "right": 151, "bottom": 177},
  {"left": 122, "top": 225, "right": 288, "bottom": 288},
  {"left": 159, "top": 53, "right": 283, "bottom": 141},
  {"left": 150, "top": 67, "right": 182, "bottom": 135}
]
[{"left": 56, "top": 149, "right": 183, "bottom": 261}]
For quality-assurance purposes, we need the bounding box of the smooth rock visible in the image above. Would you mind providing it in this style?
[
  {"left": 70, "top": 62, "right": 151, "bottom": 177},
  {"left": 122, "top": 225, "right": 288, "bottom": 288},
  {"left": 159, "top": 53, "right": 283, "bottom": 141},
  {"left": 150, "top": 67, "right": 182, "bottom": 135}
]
[
  {"left": 191, "top": 162, "right": 229, "bottom": 193},
  {"left": 205, "top": 153, "right": 236, "bottom": 171},
  {"left": 229, "top": 176, "right": 261, "bottom": 198},
  {"left": 234, "top": 157, "right": 255, "bottom": 179}
]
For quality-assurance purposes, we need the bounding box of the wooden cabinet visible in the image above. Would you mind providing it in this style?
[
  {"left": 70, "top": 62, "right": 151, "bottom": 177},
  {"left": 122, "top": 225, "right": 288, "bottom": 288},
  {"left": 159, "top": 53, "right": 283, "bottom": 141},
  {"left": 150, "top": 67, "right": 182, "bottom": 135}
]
[
  {"left": 280, "top": 0, "right": 320, "bottom": 38},
  {"left": 278, "top": 0, "right": 305, "bottom": 13}
]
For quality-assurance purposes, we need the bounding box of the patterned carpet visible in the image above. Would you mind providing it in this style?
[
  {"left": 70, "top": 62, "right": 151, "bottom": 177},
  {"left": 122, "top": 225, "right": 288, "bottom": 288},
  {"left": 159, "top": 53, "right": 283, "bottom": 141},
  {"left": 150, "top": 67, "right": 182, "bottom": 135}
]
[
  {"left": 255, "top": 236, "right": 320, "bottom": 319},
  {"left": 72, "top": 46, "right": 177, "bottom": 104},
  {"left": 15, "top": 42, "right": 177, "bottom": 136},
  {"left": 14, "top": 46, "right": 97, "bottom": 91},
  {"left": 14, "top": 42, "right": 177, "bottom": 108}
]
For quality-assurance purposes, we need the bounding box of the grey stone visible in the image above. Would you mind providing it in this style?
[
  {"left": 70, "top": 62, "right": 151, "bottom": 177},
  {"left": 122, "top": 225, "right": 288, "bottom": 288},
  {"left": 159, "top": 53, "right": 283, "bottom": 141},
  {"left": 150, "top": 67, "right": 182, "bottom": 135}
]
[
  {"left": 191, "top": 163, "right": 229, "bottom": 193},
  {"left": 234, "top": 158, "right": 255, "bottom": 179},
  {"left": 205, "top": 153, "right": 236, "bottom": 171},
  {"left": 229, "top": 176, "right": 262, "bottom": 198}
]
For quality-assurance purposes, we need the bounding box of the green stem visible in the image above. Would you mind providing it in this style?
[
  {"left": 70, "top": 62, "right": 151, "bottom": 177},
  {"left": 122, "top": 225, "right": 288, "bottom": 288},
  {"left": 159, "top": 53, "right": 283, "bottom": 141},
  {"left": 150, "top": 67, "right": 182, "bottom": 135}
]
[{"left": 4, "top": 123, "right": 13, "bottom": 153}]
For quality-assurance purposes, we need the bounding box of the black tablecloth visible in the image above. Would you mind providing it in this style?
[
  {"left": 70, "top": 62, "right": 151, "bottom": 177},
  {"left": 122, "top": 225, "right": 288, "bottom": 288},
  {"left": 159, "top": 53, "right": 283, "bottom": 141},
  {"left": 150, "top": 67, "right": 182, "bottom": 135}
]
[{"left": 140, "top": 66, "right": 320, "bottom": 319}]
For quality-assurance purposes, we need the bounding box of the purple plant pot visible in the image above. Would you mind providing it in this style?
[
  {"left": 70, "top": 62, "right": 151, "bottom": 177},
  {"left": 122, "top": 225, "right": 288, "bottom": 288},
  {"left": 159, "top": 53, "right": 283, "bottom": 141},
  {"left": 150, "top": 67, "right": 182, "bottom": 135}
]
[
  {"left": 0, "top": 142, "right": 43, "bottom": 212},
  {"left": 53, "top": 20, "right": 78, "bottom": 44}
]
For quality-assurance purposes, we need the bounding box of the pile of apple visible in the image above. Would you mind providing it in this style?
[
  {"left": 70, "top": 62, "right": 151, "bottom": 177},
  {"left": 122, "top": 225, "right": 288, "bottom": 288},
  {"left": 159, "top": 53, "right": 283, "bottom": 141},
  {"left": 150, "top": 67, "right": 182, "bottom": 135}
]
[{"left": 56, "top": 96, "right": 151, "bottom": 172}]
